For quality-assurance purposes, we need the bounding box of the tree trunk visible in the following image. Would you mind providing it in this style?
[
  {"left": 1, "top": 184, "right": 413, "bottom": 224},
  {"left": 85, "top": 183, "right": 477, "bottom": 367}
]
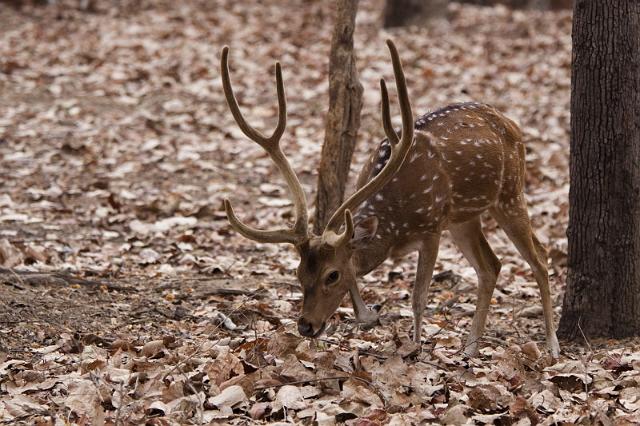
[
  {"left": 314, "top": 0, "right": 363, "bottom": 234},
  {"left": 383, "top": 0, "right": 447, "bottom": 28},
  {"left": 558, "top": 1, "right": 640, "bottom": 340}
]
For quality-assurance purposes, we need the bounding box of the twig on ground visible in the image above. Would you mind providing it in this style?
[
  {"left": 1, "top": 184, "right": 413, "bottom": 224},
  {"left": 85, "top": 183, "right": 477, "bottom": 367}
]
[
  {"left": 577, "top": 316, "right": 592, "bottom": 397},
  {"left": 0, "top": 267, "right": 130, "bottom": 292},
  {"left": 253, "top": 375, "right": 351, "bottom": 391}
]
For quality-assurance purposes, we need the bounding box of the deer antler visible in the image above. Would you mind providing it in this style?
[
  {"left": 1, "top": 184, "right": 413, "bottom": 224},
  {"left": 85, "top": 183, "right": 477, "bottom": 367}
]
[
  {"left": 323, "top": 39, "right": 414, "bottom": 241},
  {"left": 221, "top": 46, "right": 309, "bottom": 245}
]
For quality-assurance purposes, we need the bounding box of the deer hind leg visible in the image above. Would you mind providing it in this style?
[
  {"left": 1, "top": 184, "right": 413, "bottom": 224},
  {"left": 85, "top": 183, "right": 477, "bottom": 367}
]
[
  {"left": 449, "top": 217, "right": 502, "bottom": 357},
  {"left": 412, "top": 234, "right": 441, "bottom": 343},
  {"left": 490, "top": 203, "right": 560, "bottom": 358}
]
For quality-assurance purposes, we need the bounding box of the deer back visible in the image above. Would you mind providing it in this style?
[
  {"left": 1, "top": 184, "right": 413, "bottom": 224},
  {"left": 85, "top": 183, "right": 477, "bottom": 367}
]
[{"left": 354, "top": 102, "right": 525, "bottom": 250}]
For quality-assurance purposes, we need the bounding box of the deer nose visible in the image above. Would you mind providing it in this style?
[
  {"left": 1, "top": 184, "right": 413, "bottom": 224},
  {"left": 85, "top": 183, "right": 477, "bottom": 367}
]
[{"left": 297, "top": 318, "right": 314, "bottom": 337}]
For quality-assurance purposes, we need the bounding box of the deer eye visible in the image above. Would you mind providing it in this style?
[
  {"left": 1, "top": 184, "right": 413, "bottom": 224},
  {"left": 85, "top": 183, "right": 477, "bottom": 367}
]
[{"left": 325, "top": 271, "right": 340, "bottom": 285}]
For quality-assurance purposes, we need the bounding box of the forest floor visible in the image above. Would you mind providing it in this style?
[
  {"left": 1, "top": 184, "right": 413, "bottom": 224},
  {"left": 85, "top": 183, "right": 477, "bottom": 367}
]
[{"left": 1, "top": 0, "right": 640, "bottom": 424}]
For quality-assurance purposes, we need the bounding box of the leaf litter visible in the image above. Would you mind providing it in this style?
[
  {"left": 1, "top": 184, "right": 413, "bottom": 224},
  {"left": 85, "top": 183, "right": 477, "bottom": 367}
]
[{"left": 1, "top": 0, "right": 640, "bottom": 424}]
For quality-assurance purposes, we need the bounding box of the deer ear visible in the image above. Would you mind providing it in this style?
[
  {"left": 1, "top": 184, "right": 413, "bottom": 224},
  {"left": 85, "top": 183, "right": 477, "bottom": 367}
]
[{"left": 351, "top": 216, "right": 379, "bottom": 247}]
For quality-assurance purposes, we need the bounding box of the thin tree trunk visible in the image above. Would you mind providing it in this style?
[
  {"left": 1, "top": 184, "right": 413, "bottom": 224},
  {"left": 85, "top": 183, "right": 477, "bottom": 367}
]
[
  {"left": 314, "top": 0, "right": 363, "bottom": 234},
  {"left": 558, "top": 1, "right": 640, "bottom": 340}
]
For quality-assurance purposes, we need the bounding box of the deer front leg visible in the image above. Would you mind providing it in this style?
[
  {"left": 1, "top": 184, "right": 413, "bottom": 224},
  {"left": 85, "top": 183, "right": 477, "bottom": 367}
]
[
  {"left": 348, "top": 283, "right": 379, "bottom": 325},
  {"left": 413, "top": 235, "right": 440, "bottom": 343}
]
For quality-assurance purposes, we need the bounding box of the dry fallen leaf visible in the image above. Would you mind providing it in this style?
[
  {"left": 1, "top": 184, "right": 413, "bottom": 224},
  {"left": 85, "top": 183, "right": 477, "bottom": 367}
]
[
  {"left": 521, "top": 341, "right": 542, "bottom": 360},
  {"left": 273, "top": 385, "right": 308, "bottom": 411},
  {"left": 208, "top": 385, "right": 248, "bottom": 410},
  {"left": 141, "top": 340, "right": 165, "bottom": 358},
  {"left": 0, "top": 239, "right": 23, "bottom": 267}
]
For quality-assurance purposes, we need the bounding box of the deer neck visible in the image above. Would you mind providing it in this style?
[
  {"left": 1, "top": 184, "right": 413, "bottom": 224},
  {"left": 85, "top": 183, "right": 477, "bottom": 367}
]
[
  {"left": 352, "top": 241, "right": 391, "bottom": 276},
  {"left": 351, "top": 211, "right": 396, "bottom": 276}
]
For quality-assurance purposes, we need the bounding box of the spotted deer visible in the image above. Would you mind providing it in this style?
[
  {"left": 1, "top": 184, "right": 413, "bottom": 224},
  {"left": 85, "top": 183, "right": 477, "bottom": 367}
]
[{"left": 220, "top": 40, "right": 560, "bottom": 358}]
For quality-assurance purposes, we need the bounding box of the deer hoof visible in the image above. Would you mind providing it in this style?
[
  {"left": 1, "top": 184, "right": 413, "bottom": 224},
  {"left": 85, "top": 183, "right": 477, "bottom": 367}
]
[
  {"left": 463, "top": 343, "right": 480, "bottom": 359},
  {"left": 356, "top": 308, "right": 379, "bottom": 327},
  {"left": 549, "top": 335, "right": 560, "bottom": 359}
]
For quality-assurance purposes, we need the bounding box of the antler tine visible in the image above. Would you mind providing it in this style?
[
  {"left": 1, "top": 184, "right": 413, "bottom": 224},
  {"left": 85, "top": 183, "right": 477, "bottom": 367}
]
[
  {"left": 324, "top": 39, "right": 414, "bottom": 235},
  {"left": 223, "top": 199, "right": 300, "bottom": 243},
  {"left": 221, "top": 46, "right": 286, "bottom": 146},
  {"left": 380, "top": 79, "right": 399, "bottom": 146},
  {"left": 221, "top": 46, "right": 308, "bottom": 244},
  {"left": 386, "top": 39, "right": 413, "bottom": 148},
  {"left": 272, "top": 62, "right": 287, "bottom": 143}
]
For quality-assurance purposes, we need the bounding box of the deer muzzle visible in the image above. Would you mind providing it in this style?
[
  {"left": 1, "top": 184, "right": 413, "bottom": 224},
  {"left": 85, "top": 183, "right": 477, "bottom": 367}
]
[{"left": 297, "top": 317, "right": 325, "bottom": 338}]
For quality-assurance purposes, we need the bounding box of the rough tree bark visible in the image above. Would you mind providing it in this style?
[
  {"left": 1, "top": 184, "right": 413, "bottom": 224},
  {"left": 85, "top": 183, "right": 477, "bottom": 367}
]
[
  {"left": 314, "top": 0, "right": 363, "bottom": 234},
  {"left": 558, "top": 1, "right": 640, "bottom": 340}
]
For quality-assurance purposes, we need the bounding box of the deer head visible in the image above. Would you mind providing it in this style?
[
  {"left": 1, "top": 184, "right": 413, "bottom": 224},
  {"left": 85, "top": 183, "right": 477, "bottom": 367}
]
[{"left": 221, "top": 40, "right": 414, "bottom": 337}]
